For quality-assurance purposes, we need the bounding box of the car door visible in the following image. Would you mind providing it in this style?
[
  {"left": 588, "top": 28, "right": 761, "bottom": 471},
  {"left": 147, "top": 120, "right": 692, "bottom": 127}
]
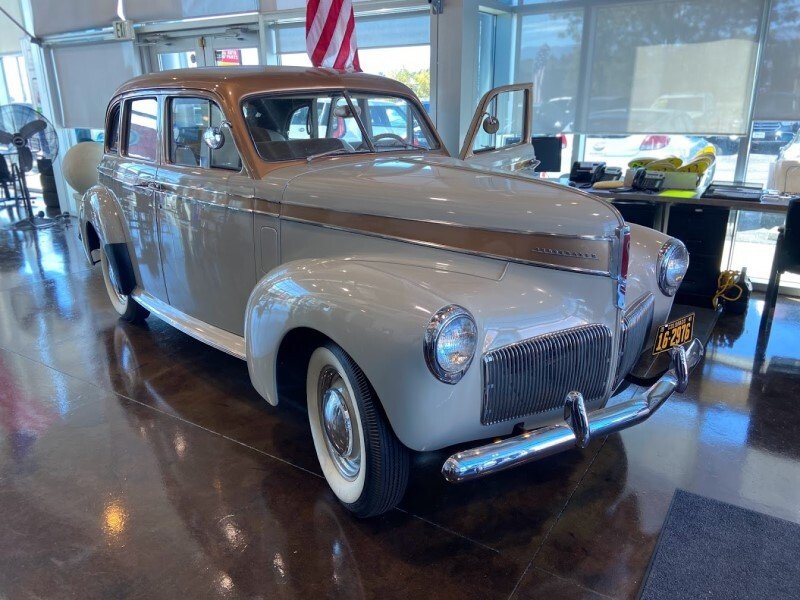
[
  {"left": 116, "top": 96, "right": 169, "bottom": 302},
  {"left": 155, "top": 94, "right": 256, "bottom": 336},
  {"left": 459, "top": 83, "right": 538, "bottom": 175}
]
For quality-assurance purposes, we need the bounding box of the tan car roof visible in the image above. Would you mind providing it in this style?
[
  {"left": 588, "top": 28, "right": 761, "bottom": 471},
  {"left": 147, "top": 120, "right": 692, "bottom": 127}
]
[
  {"left": 114, "top": 66, "right": 416, "bottom": 100},
  {"left": 112, "top": 66, "right": 438, "bottom": 178}
]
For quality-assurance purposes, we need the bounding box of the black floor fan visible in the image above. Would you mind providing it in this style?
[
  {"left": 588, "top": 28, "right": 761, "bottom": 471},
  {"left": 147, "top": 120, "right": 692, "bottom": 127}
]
[{"left": 0, "top": 103, "right": 61, "bottom": 229}]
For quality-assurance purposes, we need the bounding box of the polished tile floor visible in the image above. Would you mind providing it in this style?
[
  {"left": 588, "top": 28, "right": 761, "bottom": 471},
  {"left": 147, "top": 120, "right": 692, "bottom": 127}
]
[{"left": 1, "top": 205, "right": 799, "bottom": 599}]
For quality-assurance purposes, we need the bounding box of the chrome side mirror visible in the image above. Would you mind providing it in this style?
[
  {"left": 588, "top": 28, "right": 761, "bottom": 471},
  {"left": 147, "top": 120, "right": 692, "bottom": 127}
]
[
  {"left": 482, "top": 114, "right": 500, "bottom": 135},
  {"left": 203, "top": 127, "right": 225, "bottom": 150}
]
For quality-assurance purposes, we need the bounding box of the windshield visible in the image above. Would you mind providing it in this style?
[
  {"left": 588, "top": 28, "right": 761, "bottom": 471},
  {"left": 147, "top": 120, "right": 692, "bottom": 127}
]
[{"left": 242, "top": 91, "right": 439, "bottom": 161}]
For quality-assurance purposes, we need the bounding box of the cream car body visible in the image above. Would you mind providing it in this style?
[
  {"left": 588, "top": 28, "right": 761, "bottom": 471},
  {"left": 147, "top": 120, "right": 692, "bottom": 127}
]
[{"left": 79, "top": 67, "right": 699, "bottom": 516}]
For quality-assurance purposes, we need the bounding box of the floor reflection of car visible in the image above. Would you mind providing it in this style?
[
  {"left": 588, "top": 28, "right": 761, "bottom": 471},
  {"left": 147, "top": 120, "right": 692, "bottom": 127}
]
[{"left": 583, "top": 108, "right": 709, "bottom": 164}]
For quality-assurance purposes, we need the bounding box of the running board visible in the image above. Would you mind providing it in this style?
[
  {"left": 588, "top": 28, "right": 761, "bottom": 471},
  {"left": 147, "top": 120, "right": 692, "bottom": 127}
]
[{"left": 132, "top": 289, "right": 246, "bottom": 360}]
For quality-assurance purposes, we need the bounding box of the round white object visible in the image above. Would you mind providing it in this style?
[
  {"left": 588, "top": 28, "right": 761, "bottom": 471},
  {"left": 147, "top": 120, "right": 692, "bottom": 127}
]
[{"left": 62, "top": 141, "right": 103, "bottom": 194}]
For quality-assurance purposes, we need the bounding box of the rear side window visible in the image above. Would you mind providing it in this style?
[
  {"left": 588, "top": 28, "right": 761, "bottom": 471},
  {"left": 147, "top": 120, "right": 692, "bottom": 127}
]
[
  {"left": 169, "top": 96, "right": 241, "bottom": 171},
  {"left": 106, "top": 103, "right": 120, "bottom": 153},
  {"left": 124, "top": 98, "right": 158, "bottom": 162}
]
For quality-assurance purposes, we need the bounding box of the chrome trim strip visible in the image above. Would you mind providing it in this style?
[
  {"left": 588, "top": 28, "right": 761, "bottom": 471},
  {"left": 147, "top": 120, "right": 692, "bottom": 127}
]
[
  {"left": 131, "top": 289, "right": 246, "bottom": 360},
  {"left": 442, "top": 338, "right": 704, "bottom": 483},
  {"left": 283, "top": 201, "right": 614, "bottom": 242},
  {"left": 283, "top": 214, "right": 613, "bottom": 276},
  {"left": 281, "top": 204, "right": 616, "bottom": 277}
]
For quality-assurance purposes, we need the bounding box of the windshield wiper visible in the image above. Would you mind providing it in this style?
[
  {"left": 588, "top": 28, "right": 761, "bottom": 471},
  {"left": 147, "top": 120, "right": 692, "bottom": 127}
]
[{"left": 306, "top": 148, "right": 352, "bottom": 162}]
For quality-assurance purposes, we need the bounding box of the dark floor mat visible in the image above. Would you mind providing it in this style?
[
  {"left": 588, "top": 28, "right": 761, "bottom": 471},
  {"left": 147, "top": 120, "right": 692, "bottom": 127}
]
[{"left": 640, "top": 489, "right": 800, "bottom": 599}]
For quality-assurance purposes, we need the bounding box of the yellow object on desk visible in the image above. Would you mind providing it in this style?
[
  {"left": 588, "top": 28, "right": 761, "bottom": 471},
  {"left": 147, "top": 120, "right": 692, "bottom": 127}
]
[{"left": 658, "top": 189, "right": 697, "bottom": 198}]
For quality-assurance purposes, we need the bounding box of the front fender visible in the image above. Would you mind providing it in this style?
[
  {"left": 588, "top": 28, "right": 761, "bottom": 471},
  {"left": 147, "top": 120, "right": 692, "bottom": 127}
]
[
  {"left": 245, "top": 255, "right": 621, "bottom": 451},
  {"left": 245, "top": 258, "right": 458, "bottom": 448},
  {"left": 79, "top": 184, "right": 128, "bottom": 263},
  {"left": 626, "top": 223, "right": 675, "bottom": 337}
]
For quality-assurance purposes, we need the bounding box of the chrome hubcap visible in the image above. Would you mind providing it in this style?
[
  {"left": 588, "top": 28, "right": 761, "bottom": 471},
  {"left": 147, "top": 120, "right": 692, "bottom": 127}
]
[
  {"left": 317, "top": 366, "right": 360, "bottom": 481},
  {"left": 322, "top": 388, "right": 353, "bottom": 457}
]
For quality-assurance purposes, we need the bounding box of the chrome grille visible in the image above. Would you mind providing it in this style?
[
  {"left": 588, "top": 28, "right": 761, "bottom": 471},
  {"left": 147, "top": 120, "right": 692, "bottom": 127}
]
[
  {"left": 615, "top": 293, "right": 655, "bottom": 386},
  {"left": 481, "top": 324, "right": 613, "bottom": 426}
]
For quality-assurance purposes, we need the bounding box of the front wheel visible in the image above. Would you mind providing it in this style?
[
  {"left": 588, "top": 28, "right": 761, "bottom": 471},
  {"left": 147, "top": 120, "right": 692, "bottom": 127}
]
[
  {"left": 99, "top": 246, "right": 149, "bottom": 323},
  {"left": 306, "top": 343, "right": 409, "bottom": 517}
]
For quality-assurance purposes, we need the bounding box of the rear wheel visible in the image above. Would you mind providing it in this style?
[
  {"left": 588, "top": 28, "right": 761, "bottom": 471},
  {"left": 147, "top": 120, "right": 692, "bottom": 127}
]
[
  {"left": 99, "top": 246, "right": 149, "bottom": 323},
  {"left": 306, "top": 342, "right": 409, "bottom": 517}
]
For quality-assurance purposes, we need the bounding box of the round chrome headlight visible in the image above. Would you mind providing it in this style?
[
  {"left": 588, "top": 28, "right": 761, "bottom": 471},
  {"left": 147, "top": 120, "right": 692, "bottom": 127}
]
[
  {"left": 424, "top": 305, "right": 477, "bottom": 384},
  {"left": 658, "top": 239, "right": 689, "bottom": 296}
]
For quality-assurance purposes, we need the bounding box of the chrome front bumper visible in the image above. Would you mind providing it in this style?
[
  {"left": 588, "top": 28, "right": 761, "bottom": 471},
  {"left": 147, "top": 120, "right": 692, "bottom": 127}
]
[{"left": 441, "top": 338, "right": 704, "bottom": 483}]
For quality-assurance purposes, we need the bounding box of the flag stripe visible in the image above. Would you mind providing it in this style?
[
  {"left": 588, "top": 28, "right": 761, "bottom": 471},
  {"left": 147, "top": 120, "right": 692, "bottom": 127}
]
[{"left": 306, "top": 0, "right": 361, "bottom": 72}]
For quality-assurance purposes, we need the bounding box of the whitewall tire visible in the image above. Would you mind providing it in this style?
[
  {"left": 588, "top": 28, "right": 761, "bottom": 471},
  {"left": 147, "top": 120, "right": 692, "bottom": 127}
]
[
  {"left": 99, "top": 246, "right": 149, "bottom": 323},
  {"left": 306, "top": 343, "right": 409, "bottom": 517}
]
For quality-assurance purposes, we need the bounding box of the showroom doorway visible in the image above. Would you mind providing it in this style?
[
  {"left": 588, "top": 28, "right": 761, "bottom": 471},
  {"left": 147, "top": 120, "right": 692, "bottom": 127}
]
[{"left": 146, "top": 28, "right": 260, "bottom": 71}]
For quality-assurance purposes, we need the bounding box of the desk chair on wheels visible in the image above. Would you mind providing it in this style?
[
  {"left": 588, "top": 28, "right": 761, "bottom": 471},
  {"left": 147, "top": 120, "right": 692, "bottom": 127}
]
[{"left": 757, "top": 198, "right": 800, "bottom": 361}]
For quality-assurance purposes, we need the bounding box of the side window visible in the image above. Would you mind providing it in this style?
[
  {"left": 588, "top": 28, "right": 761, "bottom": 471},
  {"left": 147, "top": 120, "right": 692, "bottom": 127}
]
[
  {"left": 472, "top": 89, "right": 526, "bottom": 153},
  {"left": 169, "top": 97, "right": 242, "bottom": 171},
  {"left": 124, "top": 98, "right": 158, "bottom": 161},
  {"left": 170, "top": 97, "right": 208, "bottom": 167},
  {"left": 106, "top": 103, "right": 120, "bottom": 153}
]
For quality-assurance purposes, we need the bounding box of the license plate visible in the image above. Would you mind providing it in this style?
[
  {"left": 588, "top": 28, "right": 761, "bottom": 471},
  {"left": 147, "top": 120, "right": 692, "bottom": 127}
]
[
  {"left": 752, "top": 131, "right": 766, "bottom": 139},
  {"left": 653, "top": 313, "right": 695, "bottom": 355}
]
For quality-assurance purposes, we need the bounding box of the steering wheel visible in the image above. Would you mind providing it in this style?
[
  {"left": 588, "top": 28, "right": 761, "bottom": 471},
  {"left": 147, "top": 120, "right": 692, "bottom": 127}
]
[{"left": 373, "top": 133, "right": 410, "bottom": 147}]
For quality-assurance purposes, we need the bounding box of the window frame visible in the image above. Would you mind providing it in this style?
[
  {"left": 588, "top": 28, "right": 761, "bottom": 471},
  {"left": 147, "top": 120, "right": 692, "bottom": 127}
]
[
  {"left": 121, "top": 95, "right": 160, "bottom": 163},
  {"left": 105, "top": 102, "right": 121, "bottom": 154},
  {"left": 165, "top": 94, "right": 243, "bottom": 172}
]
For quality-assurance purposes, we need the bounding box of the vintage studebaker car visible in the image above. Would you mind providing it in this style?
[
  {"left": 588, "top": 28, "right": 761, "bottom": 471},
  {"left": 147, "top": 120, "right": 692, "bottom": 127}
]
[{"left": 79, "top": 67, "right": 702, "bottom": 517}]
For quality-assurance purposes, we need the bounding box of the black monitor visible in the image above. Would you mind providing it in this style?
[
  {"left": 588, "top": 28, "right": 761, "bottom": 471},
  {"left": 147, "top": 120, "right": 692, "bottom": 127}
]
[{"left": 532, "top": 136, "right": 562, "bottom": 173}]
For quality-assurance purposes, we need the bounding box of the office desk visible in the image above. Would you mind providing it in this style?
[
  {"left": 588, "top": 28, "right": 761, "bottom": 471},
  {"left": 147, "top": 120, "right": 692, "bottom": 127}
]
[
  {"left": 590, "top": 188, "right": 792, "bottom": 306},
  {"left": 591, "top": 188, "right": 790, "bottom": 230}
]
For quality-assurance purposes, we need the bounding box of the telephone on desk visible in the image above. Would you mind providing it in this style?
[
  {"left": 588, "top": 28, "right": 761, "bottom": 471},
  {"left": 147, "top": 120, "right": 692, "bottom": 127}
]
[
  {"left": 569, "top": 162, "right": 625, "bottom": 189},
  {"left": 631, "top": 168, "right": 666, "bottom": 192},
  {"left": 569, "top": 161, "right": 606, "bottom": 185}
]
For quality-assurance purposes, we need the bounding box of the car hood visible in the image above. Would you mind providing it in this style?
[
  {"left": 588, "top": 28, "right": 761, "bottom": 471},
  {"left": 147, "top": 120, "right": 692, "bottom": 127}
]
[{"left": 271, "top": 154, "right": 625, "bottom": 276}]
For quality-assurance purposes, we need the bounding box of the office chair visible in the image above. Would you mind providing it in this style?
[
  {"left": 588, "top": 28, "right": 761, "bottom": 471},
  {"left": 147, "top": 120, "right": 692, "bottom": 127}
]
[
  {"left": 0, "top": 154, "right": 17, "bottom": 206},
  {"left": 757, "top": 198, "right": 800, "bottom": 361}
]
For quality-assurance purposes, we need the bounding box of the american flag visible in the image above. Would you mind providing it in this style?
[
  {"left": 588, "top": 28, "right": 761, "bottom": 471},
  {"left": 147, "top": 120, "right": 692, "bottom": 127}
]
[{"left": 305, "top": 0, "right": 362, "bottom": 72}]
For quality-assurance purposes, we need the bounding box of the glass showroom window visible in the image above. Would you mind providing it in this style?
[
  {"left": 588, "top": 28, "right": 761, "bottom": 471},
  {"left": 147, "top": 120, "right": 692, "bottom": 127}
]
[
  {"left": 1, "top": 55, "right": 31, "bottom": 104},
  {"left": 518, "top": 10, "right": 581, "bottom": 173},
  {"left": 745, "top": 120, "right": 800, "bottom": 185},
  {"left": 722, "top": 120, "right": 800, "bottom": 290},
  {"left": 274, "top": 12, "right": 431, "bottom": 110},
  {"left": 476, "top": 12, "right": 496, "bottom": 104},
  {"left": 579, "top": 0, "right": 760, "bottom": 178}
]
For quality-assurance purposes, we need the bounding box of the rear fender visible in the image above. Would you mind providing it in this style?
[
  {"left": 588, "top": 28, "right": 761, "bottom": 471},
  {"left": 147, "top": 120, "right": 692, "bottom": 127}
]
[{"left": 79, "top": 184, "right": 128, "bottom": 264}]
